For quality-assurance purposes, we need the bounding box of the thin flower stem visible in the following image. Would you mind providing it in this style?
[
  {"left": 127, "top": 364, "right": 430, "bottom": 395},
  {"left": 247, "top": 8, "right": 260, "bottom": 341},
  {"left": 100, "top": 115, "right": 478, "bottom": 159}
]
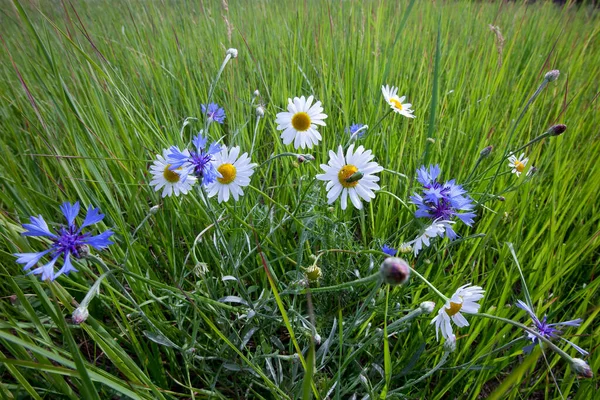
[
  {"left": 250, "top": 115, "right": 262, "bottom": 157},
  {"left": 369, "top": 108, "right": 394, "bottom": 134},
  {"left": 407, "top": 265, "right": 449, "bottom": 302},
  {"left": 257, "top": 152, "right": 299, "bottom": 169}
]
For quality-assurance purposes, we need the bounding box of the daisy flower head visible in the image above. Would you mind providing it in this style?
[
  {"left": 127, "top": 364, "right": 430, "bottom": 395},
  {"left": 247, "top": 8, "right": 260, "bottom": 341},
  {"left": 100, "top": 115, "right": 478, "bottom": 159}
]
[
  {"left": 275, "top": 95, "right": 327, "bottom": 149},
  {"left": 167, "top": 132, "right": 221, "bottom": 185},
  {"left": 14, "top": 202, "right": 114, "bottom": 281},
  {"left": 411, "top": 165, "right": 476, "bottom": 240},
  {"left": 201, "top": 103, "right": 226, "bottom": 125},
  {"left": 316, "top": 145, "right": 383, "bottom": 210},
  {"left": 403, "top": 220, "right": 450, "bottom": 256},
  {"left": 381, "top": 85, "right": 415, "bottom": 118},
  {"left": 206, "top": 146, "right": 257, "bottom": 203},
  {"left": 508, "top": 153, "right": 529, "bottom": 176},
  {"left": 431, "top": 284, "right": 485, "bottom": 341},
  {"left": 515, "top": 300, "right": 587, "bottom": 355},
  {"left": 150, "top": 149, "right": 197, "bottom": 197}
]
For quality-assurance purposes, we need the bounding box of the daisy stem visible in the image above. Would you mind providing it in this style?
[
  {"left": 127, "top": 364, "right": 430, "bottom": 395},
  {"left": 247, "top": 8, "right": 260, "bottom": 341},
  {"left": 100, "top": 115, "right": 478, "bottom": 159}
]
[
  {"left": 473, "top": 312, "right": 576, "bottom": 364},
  {"left": 369, "top": 109, "right": 394, "bottom": 136},
  {"left": 479, "top": 77, "right": 550, "bottom": 197},
  {"left": 406, "top": 265, "right": 449, "bottom": 302},
  {"left": 256, "top": 153, "right": 302, "bottom": 169}
]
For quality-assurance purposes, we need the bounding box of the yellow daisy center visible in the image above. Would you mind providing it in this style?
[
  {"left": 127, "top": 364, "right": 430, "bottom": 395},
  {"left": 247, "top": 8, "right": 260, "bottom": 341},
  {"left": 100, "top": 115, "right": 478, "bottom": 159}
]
[
  {"left": 514, "top": 160, "right": 525, "bottom": 173},
  {"left": 390, "top": 98, "right": 403, "bottom": 110},
  {"left": 163, "top": 165, "right": 181, "bottom": 183},
  {"left": 217, "top": 163, "right": 237, "bottom": 184},
  {"left": 338, "top": 164, "right": 359, "bottom": 188},
  {"left": 445, "top": 301, "right": 463, "bottom": 317},
  {"left": 291, "top": 112, "right": 311, "bottom": 131}
]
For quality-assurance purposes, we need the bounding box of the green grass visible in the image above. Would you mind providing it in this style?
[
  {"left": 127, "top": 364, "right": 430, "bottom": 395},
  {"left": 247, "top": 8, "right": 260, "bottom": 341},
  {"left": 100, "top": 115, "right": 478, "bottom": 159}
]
[{"left": 0, "top": 0, "right": 599, "bottom": 398}]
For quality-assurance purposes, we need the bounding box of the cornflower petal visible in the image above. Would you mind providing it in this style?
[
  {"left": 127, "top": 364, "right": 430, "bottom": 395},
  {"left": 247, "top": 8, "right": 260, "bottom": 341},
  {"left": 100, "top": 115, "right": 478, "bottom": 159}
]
[{"left": 22, "top": 215, "right": 57, "bottom": 238}]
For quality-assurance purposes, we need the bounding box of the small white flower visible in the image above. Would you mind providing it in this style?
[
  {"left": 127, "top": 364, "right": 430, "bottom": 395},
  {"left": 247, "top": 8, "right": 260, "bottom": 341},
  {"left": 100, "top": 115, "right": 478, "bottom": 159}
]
[
  {"left": 508, "top": 153, "right": 529, "bottom": 176},
  {"left": 316, "top": 145, "right": 383, "bottom": 210},
  {"left": 150, "top": 149, "right": 196, "bottom": 197},
  {"left": 226, "top": 48, "right": 238, "bottom": 58},
  {"left": 403, "top": 220, "right": 452, "bottom": 256},
  {"left": 275, "top": 96, "right": 327, "bottom": 149},
  {"left": 206, "top": 146, "right": 256, "bottom": 203},
  {"left": 431, "top": 284, "right": 485, "bottom": 341},
  {"left": 382, "top": 85, "right": 415, "bottom": 118}
]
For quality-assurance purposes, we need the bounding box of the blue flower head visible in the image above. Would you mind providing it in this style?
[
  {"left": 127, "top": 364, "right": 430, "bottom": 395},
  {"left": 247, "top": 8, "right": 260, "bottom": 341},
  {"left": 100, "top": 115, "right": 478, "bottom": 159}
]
[
  {"left": 14, "top": 202, "right": 113, "bottom": 281},
  {"left": 410, "top": 165, "right": 476, "bottom": 239},
  {"left": 202, "top": 103, "right": 226, "bottom": 124},
  {"left": 381, "top": 245, "right": 397, "bottom": 257},
  {"left": 516, "top": 300, "right": 587, "bottom": 356},
  {"left": 346, "top": 123, "right": 366, "bottom": 138},
  {"left": 167, "top": 132, "right": 221, "bottom": 185}
]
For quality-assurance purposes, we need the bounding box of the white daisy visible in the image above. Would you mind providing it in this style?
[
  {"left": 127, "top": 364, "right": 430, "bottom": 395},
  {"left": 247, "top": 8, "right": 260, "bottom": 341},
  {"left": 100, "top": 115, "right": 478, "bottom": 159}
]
[
  {"left": 206, "top": 146, "right": 256, "bottom": 203},
  {"left": 275, "top": 95, "right": 328, "bottom": 149},
  {"left": 431, "top": 284, "right": 485, "bottom": 341},
  {"left": 508, "top": 153, "right": 529, "bottom": 176},
  {"left": 150, "top": 149, "right": 196, "bottom": 197},
  {"left": 403, "top": 220, "right": 451, "bottom": 256},
  {"left": 382, "top": 85, "right": 415, "bottom": 118},
  {"left": 316, "top": 144, "right": 383, "bottom": 210}
]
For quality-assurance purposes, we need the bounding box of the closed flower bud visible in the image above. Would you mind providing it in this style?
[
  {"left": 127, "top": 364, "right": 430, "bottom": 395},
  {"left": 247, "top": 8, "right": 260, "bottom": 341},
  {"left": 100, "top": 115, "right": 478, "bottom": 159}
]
[
  {"left": 548, "top": 124, "right": 567, "bottom": 136},
  {"left": 256, "top": 105, "right": 265, "bottom": 117},
  {"left": 297, "top": 154, "right": 315, "bottom": 164},
  {"left": 380, "top": 257, "right": 410, "bottom": 286},
  {"left": 571, "top": 358, "right": 593, "bottom": 378},
  {"left": 226, "top": 48, "right": 238, "bottom": 58},
  {"left": 497, "top": 196, "right": 506, "bottom": 202},
  {"left": 72, "top": 307, "right": 89, "bottom": 324},
  {"left": 399, "top": 243, "right": 412, "bottom": 254},
  {"left": 480, "top": 145, "right": 493, "bottom": 157},
  {"left": 427, "top": 138, "right": 436, "bottom": 144},
  {"left": 76, "top": 244, "right": 90, "bottom": 259},
  {"left": 253, "top": 89, "right": 260, "bottom": 98},
  {"left": 149, "top": 205, "right": 160, "bottom": 215},
  {"left": 444, "top": 335, "right": 457, "bottom": 352},
  {"left": 544, "top": 69, "right": 560, "bottom": 82},
  {"left": 419, "top": 301, "right": 436, "bottom": 313}
]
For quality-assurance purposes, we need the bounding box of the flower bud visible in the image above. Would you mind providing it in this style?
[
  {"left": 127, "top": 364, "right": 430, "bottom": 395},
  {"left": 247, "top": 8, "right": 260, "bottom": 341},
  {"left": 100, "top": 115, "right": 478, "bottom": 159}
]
[
  {"left": 497, "top": 196, "right": 505, "bottom": 202},
  {"left": 480, "top": 145, "right": 493, "bottom": 157},
  {"left": 444, "top": 335, "right": 457, "bottom": 352},
  {"left": 380, "top": 257, "right": 410, "bottom": 286},
  {"left": 548, "top": 124, "right": 567, "bottom": 136},
  {"left": 419, "top": 301, "right": 436, "bottom": 313},
  {"left": 76, "top": 244, "right": 91, "bottom": 259},
  {"left": 305, "top": 265, "right": 322, "bottom": 282},
  {"left": 571, "top": 358, "right": 593, "bottom": 378},
  {"left": 256, "top": 105, "right": 265, "bottom": 118},
  {"left": 297, "top": 154, "right": 314, "bottom": 164},
  {"left": 426, "top": 138, "right": 436, "bottom": 144},
  {"left": 72, "top": 307, "right": 89, "bottom": 324},
  {"left": 327, "top": 207, "right": 334, "bottom": 213},
  {"left": 149, "top": 205, "right": 160, "bottom": 215},
  {"left": 253, "top": 89, "right": 260, "bottom": 98},
  {"left": 544, "top": 69, "right": 560, "bottom": 82},
  {"left": 399, "top": 243, "right": 412, "bottom": 254},
  {"left": 226, "top": 48, "right": 238, "bottom": 58}
]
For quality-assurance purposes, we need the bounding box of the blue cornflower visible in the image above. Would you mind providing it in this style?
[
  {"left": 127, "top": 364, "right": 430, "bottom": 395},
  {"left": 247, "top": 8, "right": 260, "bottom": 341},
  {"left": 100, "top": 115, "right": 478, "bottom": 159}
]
[
  {"left": 346, "top": 123, "right": 366, "bottom": 138},
  {"left": 410, "top": 165, "right": 476, "bottom": 240},
  {"left": 516, "top": 300, "right": 587, "bottom": 355},
  {"left": 202, "top": 103, "right": 226, "bottom": 124},
  {"left": 381, "top": 245, "right": 397, "bottom": 257},
  {"left": 13, "top": 202, "right": 113, "bottom": 281},
  {"left": 167, "top": 132, "right": 221, "bottom": 185}
]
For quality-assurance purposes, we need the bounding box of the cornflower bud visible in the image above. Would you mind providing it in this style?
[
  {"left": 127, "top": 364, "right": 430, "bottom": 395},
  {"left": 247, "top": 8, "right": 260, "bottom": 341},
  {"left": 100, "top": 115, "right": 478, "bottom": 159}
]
[
  {"left": 544, "top": 69, "right": 560, "bottom": 82},
  {"left": 419, "top": 301, "right": 436, "bottom": 313},
  {"left": 226, "top": 48, "right": 238, "bottom": 58},
  {"left": 72, "top": 306, "right": 89, "bottom": 324},
  {"left": 480, "top": 145, "right": 493, "bottom": 157},
  {"left": 548, "top": 124, "right": 567, "bottom": 136},
  {"left": 149, "top": 205, "right": 160, "bottom": 215},
  {"left": 380, "top": 257, "right": 410, "bottom": 286},
  {"left": 297, "top": 154, "right": 315, "bottom": 164},
  {"left": 571, "top": 358, "right": 593, "bottom": 378},
  {"left": 253, "top": 89, "right": 260, "bottom": 98},
  {"left": 256, "top": 105, "right": 265, "bottom": 118}
]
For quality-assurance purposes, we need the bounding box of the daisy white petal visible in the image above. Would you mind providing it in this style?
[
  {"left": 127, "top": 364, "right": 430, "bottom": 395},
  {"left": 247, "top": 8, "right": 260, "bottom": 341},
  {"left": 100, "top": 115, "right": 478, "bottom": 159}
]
[
  {"left": 276, "top": 96, "right": 328, "bottom": 149},
  {"left": 382, "top": 84, "right": 415, "bottom": 118},
  {"left": 206, "top": 146, "right": 257, "bottom": 203},
  {"left": 150, "top": 149, "right": 197, "bottom": 197},
  {"left": 431, "top": 284, "right": 485, "bottom": 342}
]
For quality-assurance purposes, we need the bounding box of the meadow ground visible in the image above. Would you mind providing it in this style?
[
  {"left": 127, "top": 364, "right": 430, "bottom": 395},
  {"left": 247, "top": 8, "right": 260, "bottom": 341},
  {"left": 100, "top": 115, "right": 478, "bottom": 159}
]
[{"left": 0, "top": 0, "right": 599, "bottom": 398}]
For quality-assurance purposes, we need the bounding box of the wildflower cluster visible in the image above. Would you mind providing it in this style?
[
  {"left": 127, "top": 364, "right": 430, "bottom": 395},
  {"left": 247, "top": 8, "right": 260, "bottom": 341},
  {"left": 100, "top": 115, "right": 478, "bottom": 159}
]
[{"left": 11, "top": 44, "right": 592, "bottom": 396}]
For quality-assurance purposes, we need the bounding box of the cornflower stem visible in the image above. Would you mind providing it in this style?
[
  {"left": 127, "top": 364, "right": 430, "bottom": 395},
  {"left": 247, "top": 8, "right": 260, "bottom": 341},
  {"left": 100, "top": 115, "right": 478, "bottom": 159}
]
[
  {"left": 465, "top": 155, "right": 485, "bottom": 183},
  {"left": 407, "top": 265, "right": 449, "bottom": 302},
  {"left": 474, "top": 312, "right": 576, "bottom": 364},
  {"left": 382, "top": 285, "right": 392, "bottom": 393},
  {"left": 206, "top": 53, "right": 233, "bottom": 106},
  {"left": 257, "top": 152, "right": 301, "bottom": 169},
  {"left": 481, "top": 77, "right": 550, "bottom": 197}
]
